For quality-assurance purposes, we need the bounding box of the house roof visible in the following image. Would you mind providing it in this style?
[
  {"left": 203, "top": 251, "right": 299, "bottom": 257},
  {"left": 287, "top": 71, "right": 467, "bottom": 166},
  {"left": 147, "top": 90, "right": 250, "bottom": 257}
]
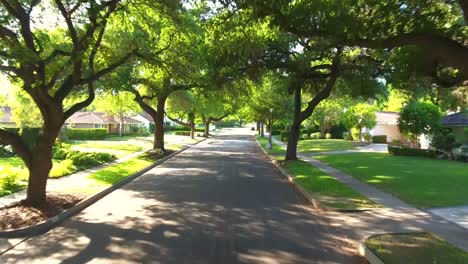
[
  {"left": 136, "top": 112, "right": 154, "bottom": 122},
  {"left": 0, "top": 106, "right": 14, "bottom": 124},
  {"left": 375, "top": 111, "right": 399, "bottom": 125},
  {"left": 441, "top": 112, "right": 468, "bottom": 126},
  {"left": 66, "top": 111, "right": 142, "bottom": 125}
]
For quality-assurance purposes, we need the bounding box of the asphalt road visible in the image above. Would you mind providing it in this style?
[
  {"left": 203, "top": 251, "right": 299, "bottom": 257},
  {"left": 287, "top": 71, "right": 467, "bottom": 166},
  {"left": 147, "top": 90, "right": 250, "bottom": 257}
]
[{"left": 0, "top": 128, "right": 364, "bottom": 264}]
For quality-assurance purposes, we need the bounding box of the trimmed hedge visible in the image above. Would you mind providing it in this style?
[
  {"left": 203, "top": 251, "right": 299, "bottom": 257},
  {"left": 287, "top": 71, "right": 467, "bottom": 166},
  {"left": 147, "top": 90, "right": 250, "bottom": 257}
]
[
  {"left": 372, "top": 135, "right": 387, "bottom": 144},
  {"left": 310, "top": 132, "right": 322, "bottom": 140},
  {"left": 167, "top": 126, "right": 203, "bottom": 132},
  {"left": 280, "top": 131, "right": 289, "bottom": 142},
  {"left": 271, "top": 130, "right": 281, "bottom": 136},
  {"left": 388, "top": 146, "right": 437, "bottom": 158},
  {"left": 66, "top": 128, "right": 107, "bottom": 140},
  {"left": 174, "top": 131, "right": 191, "bottom": 136}
]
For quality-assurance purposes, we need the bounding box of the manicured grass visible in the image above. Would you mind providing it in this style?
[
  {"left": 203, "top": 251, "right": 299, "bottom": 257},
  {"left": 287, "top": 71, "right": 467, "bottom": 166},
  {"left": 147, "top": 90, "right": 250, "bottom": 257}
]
[
  {"left": 256, "top": 135, "right": 285, "bottom": 155},
  {"left": 315, "top": 153, "right": 468, "bottom": 208},
  {"left": 366, "top": 233, "right": 468, "bottom": 264},
  {"left": 69, "top": 140, "right": 144, "bottom": 157},
  {"left": 298, "top": 139, "right": 356, "bottom": 153},
  {"left": 88, "top": 154, "right": 155, "bottom": 186},
  {"left": 282, "top": 160, "right": 379, "bottom": 210}
]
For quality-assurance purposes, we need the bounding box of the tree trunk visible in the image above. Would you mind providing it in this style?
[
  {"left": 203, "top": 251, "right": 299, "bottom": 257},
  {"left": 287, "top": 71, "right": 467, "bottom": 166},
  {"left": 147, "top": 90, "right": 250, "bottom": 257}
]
[
  {"left": 256, "top": 121, "right": 260, "bottom": 131},
  {"left": 285, "top": 85, "right": 302, "bottom": 160},
  {"left": 204, "top": 121, "right": 210, "bottom": 137},
  {"left": 190, "top": 123, "right": 195, "bottom": 139},
  {"left": 23, "top": 121, "right": 62, "bottom": 207},
  {"left": 154, "top": 96, "right": 167, "bottom": 151},
  {"left": 260, "top": 121, "right": 265, "bottom": 137}
]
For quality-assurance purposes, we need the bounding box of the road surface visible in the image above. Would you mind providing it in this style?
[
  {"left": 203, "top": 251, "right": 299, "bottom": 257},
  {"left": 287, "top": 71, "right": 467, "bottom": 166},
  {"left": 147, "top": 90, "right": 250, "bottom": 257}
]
[{"left": 1, "top": 128, "right": 363, "bottom": 264}]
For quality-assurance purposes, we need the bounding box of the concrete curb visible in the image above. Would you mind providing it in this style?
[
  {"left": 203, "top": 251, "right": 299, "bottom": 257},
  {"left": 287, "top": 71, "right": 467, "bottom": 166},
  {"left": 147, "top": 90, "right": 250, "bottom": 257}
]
[
  {"left": 358, "top": 239, "right": 385, "bottom": 264},
  {"left": 0, "top": 139, "right": 206, "bottom": 239},
  {"left": 255, "top": 138, "right": 372, "bottom": 213}
]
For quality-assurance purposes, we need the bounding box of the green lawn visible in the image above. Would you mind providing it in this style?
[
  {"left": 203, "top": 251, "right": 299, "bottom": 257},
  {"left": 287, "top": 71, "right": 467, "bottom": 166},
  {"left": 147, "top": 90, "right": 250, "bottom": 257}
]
[
  {"left": 366, "top": 233, "right": 468, "bottom": 264},
  {"left": 298, "top": 139, "right": 356, "bottom": 153},
  {"left": 89, "top": 154, "right": 155, "bottom": 186},
  {"left": 69, "top": 140, "right": 144, "bottom": 157},
  {"left": 282, "top": 160, "right": 379, "bottom": 210},
  {"left": 256, "top": 135, "right": 285, "bottom": 155},
  {"left": 315, "top": 153, "right": 468, "bottom": 208}
]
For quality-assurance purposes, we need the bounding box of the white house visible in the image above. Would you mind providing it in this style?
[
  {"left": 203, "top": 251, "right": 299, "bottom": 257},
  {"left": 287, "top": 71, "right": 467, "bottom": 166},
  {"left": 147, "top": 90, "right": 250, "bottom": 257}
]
[{"left": 368, "top": 111, "right": 403, "bottom": 142}]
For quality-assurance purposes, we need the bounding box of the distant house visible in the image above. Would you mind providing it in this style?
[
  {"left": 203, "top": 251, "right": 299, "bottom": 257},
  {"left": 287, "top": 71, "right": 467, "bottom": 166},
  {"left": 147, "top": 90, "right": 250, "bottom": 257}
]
[
  {"left": 131, "top": 112, "right": 177, "bottom": 131},
  {"left": 0, "top": 106, "right": 15, "bottom": 127},
  {"left": 65, "top": 111, "right": 143, "bottom": 134},
  {"left": 441, "top": 111, "right": 468, "bottom": 144},
  {"left": 368, "top": 111, "right": 403, "bottom": 142}
]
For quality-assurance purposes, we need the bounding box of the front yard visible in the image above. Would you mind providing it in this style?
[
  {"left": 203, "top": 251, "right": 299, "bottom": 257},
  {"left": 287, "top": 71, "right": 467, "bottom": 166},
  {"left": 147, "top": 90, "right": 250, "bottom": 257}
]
[
  {"left": 282, "top": 160, "right": 379, "bottom": 210},
  {"left": 298, "top": 139, "right": 357, "bottom": 153},
  {"left": 315, "top": 153, "right": 468, "bottom": 208}
]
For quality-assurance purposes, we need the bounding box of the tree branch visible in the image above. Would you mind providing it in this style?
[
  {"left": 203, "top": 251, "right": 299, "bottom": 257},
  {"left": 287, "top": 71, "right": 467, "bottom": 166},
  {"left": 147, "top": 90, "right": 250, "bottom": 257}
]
[
  {"left": 63, "top": 82, "right": 96, "bottom": 120},
  {"left": 165, "top": 112, "right": 190, "bottom": 127},
  {"left": 130, "top": 88, "right": 158, "bottom": 118},
  {"left": 0, "top": 128, "right": 32, "bottom": 167}
]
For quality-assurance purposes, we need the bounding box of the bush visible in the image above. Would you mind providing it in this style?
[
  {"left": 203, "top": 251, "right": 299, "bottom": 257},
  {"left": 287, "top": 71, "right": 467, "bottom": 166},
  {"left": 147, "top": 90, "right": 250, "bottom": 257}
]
[
  {"left": 66, "top": 128, "right": 107, "bottom": 140},
  {"left": 0, "top": 172, "right": 17, "bottom": 190},
  {"left": 280, "top": 131, "right": 289, "bottom": 142},
  {"left": 342, "top": 132, "right": 352, "bottom": 141},
  {"left": 271, "top": 130, "right": 281, "bottom": 136},
  {"left": 0, "top": 145, "right": 14, "bottom": 158},
  {"left": 388, "top": 146, "right": 438, "bottom": 158},
  {"left": 167, "top": 126, "right": 203, "bottom": 132},
  {"left": 50, "top": 159, "right": 75, "bottom": 178},
  {"left": 325, "top": 133, "right": 332, "bottom": 139},
  {"left": 362, "top": 133, "right": 372, "bottom": 143},
  {"left": 372, "top": 135, "right": 387, "bottom": 144},
  {"left": 174, "top": 131, "right": 191, "bottom": 136},
  {"left": 310, "top": 132, "right": 322, "bottom": 140},
  {"left": 301, "top": 128, "right": 312, "bottom": 137},
  {"left": 329, "top": 124, "right": 347, "bottom": 139},
  {"left": 302, "top": 134, "right": 309, "bottom": 140},
  {"left": 351, "top": 128, "right": 360, "bottom": 141},
  {"left": 431, "top": 128, "right": 461, "bottom": 155}
]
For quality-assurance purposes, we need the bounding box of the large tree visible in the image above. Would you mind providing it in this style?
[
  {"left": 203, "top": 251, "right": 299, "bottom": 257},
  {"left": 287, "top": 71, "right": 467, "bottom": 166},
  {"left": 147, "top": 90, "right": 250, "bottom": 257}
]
[{"left": 0, "top": 0, "right": 147, "bottom": 206}]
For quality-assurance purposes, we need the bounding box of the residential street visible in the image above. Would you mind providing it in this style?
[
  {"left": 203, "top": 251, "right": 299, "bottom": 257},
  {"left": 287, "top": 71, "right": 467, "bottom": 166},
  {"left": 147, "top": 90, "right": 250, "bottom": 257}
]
[{"left": 0, "top": 128, "right": 364, "bottom": 264}]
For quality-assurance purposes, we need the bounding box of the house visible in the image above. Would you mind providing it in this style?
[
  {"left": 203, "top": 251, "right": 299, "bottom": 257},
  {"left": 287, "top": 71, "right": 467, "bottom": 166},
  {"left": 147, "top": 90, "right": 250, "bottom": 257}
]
[
  {"left": 368, "top": 111, "right": 403, "bottom": 142},
  {"left": 441, "top": 111, "right": 468, "bottom": 144},
  {"left": 0, "top": 106, "right": 15, "bottom": 127},
  {"left": 131, "top": 112, "right": 177, "bottom": 131},
  {"left": 65, "top": 111, "right": 144, "bottom": 134}
]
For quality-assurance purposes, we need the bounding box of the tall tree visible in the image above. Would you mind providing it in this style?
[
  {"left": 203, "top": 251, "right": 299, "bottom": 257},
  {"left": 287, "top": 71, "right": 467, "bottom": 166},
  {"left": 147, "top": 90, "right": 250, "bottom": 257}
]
[
  {"left": 0, "top": 0, "right": 144, "bottom": 206},
  {"left": 165, "top": 90, "right": 199, "bottom": 139}
]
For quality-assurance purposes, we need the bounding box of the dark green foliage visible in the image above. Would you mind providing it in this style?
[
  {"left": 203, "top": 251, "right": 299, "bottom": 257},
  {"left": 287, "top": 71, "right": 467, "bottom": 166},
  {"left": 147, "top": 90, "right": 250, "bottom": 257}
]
[
  {"left": 166, "top": 126, "right": 203, "bottom": 132},
  {"left": 301, "top": 128, "right": 313, "bottom": 137},
  {"left": 174, "top": 131, "right": 191, "bottom": 136},
  {"left": 431, "top": 128, "right": 461, "bottom": 155},
  {"left": 3, "top": 128, "right": 40, "bottom": 150},
  {"left": 280, "top": 131, "right": 289, "bottom": 141},
  {"left": 66, "top": 129, "right": 108, "bottom": 140},
  {"left": 0, "top": 145, "right": 14, "bottom": 158},
  {"left": 388, "top": 146, "right": 437, "bottom": 158},
  {"left": 329, "top": 124, "right": 347, "bottom": 139},
  {"left": 271, "top": 130, "right": 281, "bottom": 136},
  {"left": 372, "top": 135, "right": 388, "bottom": 144},
  {"left": 398, "top": 102, "right": 441, "bottom": 139}
]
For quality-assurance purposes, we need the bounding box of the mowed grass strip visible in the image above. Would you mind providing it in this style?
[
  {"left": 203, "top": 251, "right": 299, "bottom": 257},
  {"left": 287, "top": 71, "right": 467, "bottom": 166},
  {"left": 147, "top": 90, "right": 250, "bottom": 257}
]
[
  {"left": 282, "top": 160, "right": 379, "bottom": 210},
  {"left": 298, "top": 139, "right": 356, "bottom": 153},
  {"left": 365, "top": 233, "right": 468, "bottom": 264},
  {"left": 256, "top": 135, "right": 285, "bottom": 156},
  {"left": 315, "top": 153, "right": 468, "bottom": 208},
  {"left": 88, "top": 154, "right": 156, "bottom": 186}
]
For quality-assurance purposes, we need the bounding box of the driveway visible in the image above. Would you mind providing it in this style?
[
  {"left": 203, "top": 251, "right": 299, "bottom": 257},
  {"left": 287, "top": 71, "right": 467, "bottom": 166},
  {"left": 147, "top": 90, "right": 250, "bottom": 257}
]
[{"left": 0, "top": 128, "right": 364, "bottom": 264}]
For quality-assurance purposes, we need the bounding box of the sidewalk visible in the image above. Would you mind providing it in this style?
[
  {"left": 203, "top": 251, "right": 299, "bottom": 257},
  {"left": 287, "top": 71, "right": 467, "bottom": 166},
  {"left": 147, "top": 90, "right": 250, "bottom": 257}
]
[{"left": 271, "top": 137, "right": 468, "bottom": 251}]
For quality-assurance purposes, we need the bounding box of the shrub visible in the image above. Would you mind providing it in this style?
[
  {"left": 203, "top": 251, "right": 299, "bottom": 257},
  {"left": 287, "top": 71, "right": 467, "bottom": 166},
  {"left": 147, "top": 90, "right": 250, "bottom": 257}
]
[
  {"left": 271, "top": 130, "right": 281, "bottom": 136},
  {"left": 280, "top": 131, "right": 289, "bottom": 142},
  {"left": 310, "top": 132, "right": 322, "bottom": 140},
  {"left": 372, "top": 135, "right": 387, "bottom": 144},
  {"left": 0, "top": 145, "right": 14, "bottom": 158},
  {"left": 174, "top": 131, "right": 191, "bottom": 136},
  {"left": 362, "top": 133, "right": 372, "bottom": 143},
  {"left": 301, "top": 128, "right": 312, "bottom": 137},
  {"left": 388, "top": 146, "right": 438, "bottom": 158},
  {"left": 167, "top": 126, "right": 203, "bottom": 132},
  {"left": 325, "top": 133, "right": 332, "bottom": 139},
  {"left": 50, "top": 159, "right": 75, "bottom": 178},
  {"left": 0, "top": 172, "right": 17, "bottom": 190},
  {"left": 66, "top": 128, "right": 107, "bottom": 140},
  {"left": 302, "top": 134, "right": 309, "bottom": 140},
  {"left": 351, "top": 128, "right": 360, "bottom": 141},
  {"left": 431, "top": 128, "right": 461, "bottom": 156}
]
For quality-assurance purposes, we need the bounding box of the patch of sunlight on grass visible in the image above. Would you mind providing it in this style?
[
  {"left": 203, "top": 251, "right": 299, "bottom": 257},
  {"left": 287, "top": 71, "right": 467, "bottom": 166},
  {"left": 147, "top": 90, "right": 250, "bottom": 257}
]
[
  {"left": 366, "top": 233, "right": 468, "bottom": 264},
  {"left": 282, "top": 160, "right": 380, "bottom": 210}
]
